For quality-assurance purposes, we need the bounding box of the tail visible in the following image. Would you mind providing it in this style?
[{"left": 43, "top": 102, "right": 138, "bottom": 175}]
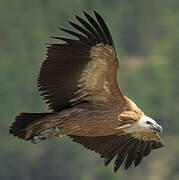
[{"left": 9, "top": 112, "right": 57, "bottom": 143}]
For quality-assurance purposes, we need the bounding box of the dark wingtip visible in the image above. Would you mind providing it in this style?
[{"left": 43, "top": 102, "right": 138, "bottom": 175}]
[
  {"left": 83, "top": 11, "right": 91, "bottom": 19},
  {"left": 93, "top": 10, "right": 100, "bottom": 17},
  {"left": 68, "top": 20, "right": 73, "bottom": 25},
  {"left": 104, "top": 157, "right": 113, "bottom": 167},
  {"left": 59, "top": 27, "right": 65, "bottom": 31},
  {"left": 75, "top": 14, "right": 79, "bottom": 20},
  {"left": 82, "top": 10, "right": 87, "bottom": 15}
]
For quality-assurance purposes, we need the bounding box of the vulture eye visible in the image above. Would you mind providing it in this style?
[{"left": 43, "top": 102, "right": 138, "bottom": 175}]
[{"left": 146, "top": 121, "right": 152, "bottom": 125}]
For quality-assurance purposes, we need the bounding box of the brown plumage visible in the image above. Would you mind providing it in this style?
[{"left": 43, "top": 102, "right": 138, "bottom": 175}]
[{"left": 9, "top": 11, "right": 164, "bottom": 172}]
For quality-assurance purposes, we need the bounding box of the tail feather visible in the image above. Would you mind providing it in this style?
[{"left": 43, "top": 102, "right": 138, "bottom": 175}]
[{"left": 9, "top": 112, "right": 53, "bottom": 140}]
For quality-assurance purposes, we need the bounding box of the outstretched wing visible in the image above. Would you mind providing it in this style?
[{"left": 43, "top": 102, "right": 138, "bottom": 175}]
[
  {"left": 70, "top": 131, "right": 164, "bottom": 172},
  {"left": 38, "top": 11, "right": 125, "bottom": 112}
]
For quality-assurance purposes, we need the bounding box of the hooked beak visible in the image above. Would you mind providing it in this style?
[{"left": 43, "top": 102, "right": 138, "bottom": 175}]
[{"left": 153, "top": 124, "right": 163, "bottom": 133}]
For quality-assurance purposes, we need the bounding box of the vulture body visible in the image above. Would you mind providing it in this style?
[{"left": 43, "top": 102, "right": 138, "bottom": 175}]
[{"left": 9, "top": 11, "right": 163, "bottom": 172}]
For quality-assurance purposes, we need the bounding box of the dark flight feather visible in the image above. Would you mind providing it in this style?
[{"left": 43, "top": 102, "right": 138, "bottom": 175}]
[
  {"left": 75, "top": 15, "right": 100, "bottom": 42},
  {"left": 70, "top": 133, "right": 163, "bottom": 172},
  {"left": 83, "top": 11, "right": 108, "bottom": 44},
  {"left": 37, "top": 11, "right": 122, "bottom": 111},
  {"left": 9, "top": 11, "right": 164, "bottom": 173},
  {"left": 68, "top": 21, "right": 96, "bottom": 43},
  {"left": 94, "top": 10, "right": 115, "bottom": 49},
  {"left": 134, "top": 141, "right": 147, "bottom": 167}
]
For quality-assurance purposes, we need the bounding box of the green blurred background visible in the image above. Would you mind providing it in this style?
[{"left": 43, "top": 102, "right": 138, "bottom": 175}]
[{"left": 1, "top": 0, "right": 179, "bottom": 179}]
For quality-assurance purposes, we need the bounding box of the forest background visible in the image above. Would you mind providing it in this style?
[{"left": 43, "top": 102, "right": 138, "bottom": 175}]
[{"left": 1, "top": 0, "right": 179, "bottom": 179}]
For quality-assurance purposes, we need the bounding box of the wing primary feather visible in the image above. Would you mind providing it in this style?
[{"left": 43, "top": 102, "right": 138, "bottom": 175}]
[
  {"left": 134, "top": 141, "right": 147, "bottom": 167},
  {"left": 104, "top": 135, "right": 135, "bottom": 167},
  {"left": 104, "top": 136, "right": 132, "bottom": 166},
  {"left": 104, "top": 140, "right": 126, "bottom": 167},
  {"left": 75, "top": 15, "right": 100, "bottom": 41},
  {"left": 59, "top": 27, "right": 89, "bottom": 43},
  {"left": 102, "top": 135, "right": 128, "bottom": 156},
  {"left": 144, "top": 141, "right": 152, "bottom": 156},
  {"left": 151, "top": 141, "right": 158, "bottom": 149},
  {"left": 114, "top": 140, "right": 136, "bottom": 172},
  {"left": 104, "top": 157, "right": 113, "bottom": 167},
  {"left": 50, "top": 36, "right": 78, "bottom": 44},
  {"left": 124, "top": 141, "right": 140, "bottom": 170},
  {"left": 94, "top": 10, "right": 115, "bottom": 49},
  {"left": 103, "top": 144, "right": 122, "bottom": 166},
  {"left": 68, "top": 21, "right": 97, "bottom": 44},
  {"left": 83, "top": 11, "right": 108, "bottom": 44},
  {"left": 152, "top": 140, "right": 164, "bottom": 149},
  {"left": 98, "top": 136, "right": 120, "bottom": 158},
  {"left": 103, "top": 135, "right": 132, "bottom": 158}
]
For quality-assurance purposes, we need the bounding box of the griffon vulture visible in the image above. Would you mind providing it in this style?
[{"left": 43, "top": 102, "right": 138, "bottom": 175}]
[{"left": 9, "top": 11, "right": 164, "bottom": 172}]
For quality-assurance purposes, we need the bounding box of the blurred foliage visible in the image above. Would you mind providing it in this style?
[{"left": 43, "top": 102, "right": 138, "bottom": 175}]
[{"left": 0, "top": 0, "right": 179, "bottom": 179}]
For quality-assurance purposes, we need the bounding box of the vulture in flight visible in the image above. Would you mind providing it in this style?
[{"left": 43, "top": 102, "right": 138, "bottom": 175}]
[{"left": 9, "top": 11, "right": 164, "bottom": 172}]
